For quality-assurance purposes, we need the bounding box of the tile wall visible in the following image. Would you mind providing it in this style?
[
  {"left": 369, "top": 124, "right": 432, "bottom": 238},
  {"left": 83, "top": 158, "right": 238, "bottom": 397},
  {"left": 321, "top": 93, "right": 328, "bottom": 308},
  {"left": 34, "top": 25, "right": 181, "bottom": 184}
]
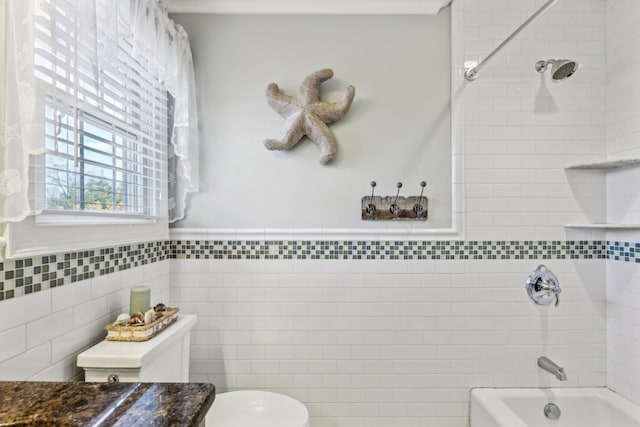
[
  {"left": 605, "top": 0, "right": 640, "bottom": 406},
  {"left": 461, "top": 0, "right": 607, "bottom": 241},
  {"left": 172, "top": 253, "right": 606, "bottom": 427},
  {"left": 0, "top": 238, "right": 607, "bottom": 388},
  {"left": 0, "top": 244, "right": 171, "bottom": 381}
]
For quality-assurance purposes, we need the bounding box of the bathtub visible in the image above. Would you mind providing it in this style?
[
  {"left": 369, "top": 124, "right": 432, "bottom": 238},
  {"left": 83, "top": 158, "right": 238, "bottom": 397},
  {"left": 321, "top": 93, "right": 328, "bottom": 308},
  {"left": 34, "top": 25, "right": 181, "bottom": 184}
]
[{"left": 470, "top": 388, "right": 640, "bottom": 427}]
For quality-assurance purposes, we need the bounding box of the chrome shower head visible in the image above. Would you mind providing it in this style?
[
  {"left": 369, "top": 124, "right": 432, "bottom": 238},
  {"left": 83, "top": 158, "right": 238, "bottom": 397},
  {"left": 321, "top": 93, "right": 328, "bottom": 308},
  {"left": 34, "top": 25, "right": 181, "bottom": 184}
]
[{"left": 535, "top": 59, "right": 578, "bottom": 81}]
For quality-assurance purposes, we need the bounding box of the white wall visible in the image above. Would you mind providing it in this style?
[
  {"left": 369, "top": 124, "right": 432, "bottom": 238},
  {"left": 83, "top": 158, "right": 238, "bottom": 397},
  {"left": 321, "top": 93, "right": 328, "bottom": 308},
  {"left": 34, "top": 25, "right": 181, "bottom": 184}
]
[
  {"left": 605, "top": 0, "right": 640, "bottom": 405},
  {"left": 168, "top": 1, "right": 609, "bottom": 426},
  {"left": 171, "top": 12, "right": 453, "bottom": 230}
]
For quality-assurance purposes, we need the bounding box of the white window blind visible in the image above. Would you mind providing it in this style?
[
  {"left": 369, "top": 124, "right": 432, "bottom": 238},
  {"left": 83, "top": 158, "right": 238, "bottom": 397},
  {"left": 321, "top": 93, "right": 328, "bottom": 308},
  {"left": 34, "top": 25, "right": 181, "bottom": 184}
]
[{"left": 31, "top": 0, "right": 168, "bottom": 220}]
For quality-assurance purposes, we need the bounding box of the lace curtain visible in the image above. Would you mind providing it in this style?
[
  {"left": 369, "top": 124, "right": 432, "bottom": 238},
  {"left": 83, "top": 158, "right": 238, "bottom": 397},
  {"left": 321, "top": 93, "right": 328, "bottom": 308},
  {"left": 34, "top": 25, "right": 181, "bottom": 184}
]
[
  {"left": 0, "top": 1, "right": 41, "bottom": 223},
  {"left": 0, "top": 0, "right": 199, "bottom": 224}
]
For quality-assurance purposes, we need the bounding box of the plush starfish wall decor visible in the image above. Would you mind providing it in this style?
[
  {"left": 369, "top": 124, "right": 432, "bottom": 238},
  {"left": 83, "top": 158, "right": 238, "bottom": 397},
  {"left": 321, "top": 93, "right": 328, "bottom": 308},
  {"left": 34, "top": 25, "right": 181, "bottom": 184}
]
[{"left": 263, "top": 68, "right": 355, "bottom": 165}]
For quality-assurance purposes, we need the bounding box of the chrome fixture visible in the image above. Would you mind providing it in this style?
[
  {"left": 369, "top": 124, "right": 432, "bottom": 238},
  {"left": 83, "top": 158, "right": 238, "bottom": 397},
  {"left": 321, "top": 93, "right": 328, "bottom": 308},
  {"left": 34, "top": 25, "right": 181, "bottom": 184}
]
[
  {"left": 365, "top": 181, "right": 377, "bottom": 217},
  {"left": 390, "top": 182, "right": 403, "bottom": 219},
  {"left": 537, "top": 356, "right": 567, "bottom": 381},
  {"left": 465, "top": 0, "right": 560, "bottom": 81},
  {"left": 535, "top": 59, "right": 578, "bottom": 81},
  {"left": 413, "top": 181, "right": 427, "bottom": 219},
  {"left": 544, "top": 402, "right": 561, "bottom": 420},
  {"left": 526, "top": 264, "right": 561, "bottom": 307}
]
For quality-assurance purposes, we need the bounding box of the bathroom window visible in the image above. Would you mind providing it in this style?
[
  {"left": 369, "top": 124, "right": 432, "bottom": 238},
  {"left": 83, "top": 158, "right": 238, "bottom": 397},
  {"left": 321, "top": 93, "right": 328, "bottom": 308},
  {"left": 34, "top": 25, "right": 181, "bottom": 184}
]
[
  {"left": 31, "top": 0, "right": 168, "bottom": 223},
  {"left": 2, "top": 0, "right": 197, "bottom": 258},
  {"left": 39, "top": 109, "right": 163, "bottom": 218}
]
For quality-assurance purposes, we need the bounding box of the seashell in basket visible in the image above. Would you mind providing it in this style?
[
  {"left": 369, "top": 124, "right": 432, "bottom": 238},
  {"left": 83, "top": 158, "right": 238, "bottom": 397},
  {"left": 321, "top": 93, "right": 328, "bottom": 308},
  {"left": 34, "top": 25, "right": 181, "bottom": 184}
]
[
  {"left": 105, "top": 307, "right": 180, "bottom": 342},
  {"left": 130, "top": 312, "right": 145, "bottom": 325}
]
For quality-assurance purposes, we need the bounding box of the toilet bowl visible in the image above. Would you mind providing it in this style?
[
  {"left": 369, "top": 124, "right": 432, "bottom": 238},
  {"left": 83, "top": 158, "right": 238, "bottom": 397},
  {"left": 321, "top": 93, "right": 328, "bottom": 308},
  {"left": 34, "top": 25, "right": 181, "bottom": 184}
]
[{"left": 206, "top": 390, "right": 309, "bottom": 427}]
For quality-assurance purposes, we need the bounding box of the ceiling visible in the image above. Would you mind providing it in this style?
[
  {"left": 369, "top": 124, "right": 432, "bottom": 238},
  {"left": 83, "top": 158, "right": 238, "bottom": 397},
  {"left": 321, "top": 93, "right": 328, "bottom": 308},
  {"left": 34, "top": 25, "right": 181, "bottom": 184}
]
[{"left": 164, "top": 0, "right": 452, "bottom": 15}]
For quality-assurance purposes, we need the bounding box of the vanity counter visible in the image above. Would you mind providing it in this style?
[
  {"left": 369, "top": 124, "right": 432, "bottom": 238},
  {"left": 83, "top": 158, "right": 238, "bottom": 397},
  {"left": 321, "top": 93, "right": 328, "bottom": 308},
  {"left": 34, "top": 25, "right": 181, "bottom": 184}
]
[{"left": 0, "top": 381, "right": 215, "bottom": 426}]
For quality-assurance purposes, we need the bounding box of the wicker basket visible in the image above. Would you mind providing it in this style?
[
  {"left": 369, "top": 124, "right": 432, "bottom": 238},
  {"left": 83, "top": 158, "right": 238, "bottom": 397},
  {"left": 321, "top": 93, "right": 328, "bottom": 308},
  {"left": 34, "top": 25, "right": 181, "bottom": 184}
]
[{"left": 105, "top": 307, "right": 180, "bottom": 342}]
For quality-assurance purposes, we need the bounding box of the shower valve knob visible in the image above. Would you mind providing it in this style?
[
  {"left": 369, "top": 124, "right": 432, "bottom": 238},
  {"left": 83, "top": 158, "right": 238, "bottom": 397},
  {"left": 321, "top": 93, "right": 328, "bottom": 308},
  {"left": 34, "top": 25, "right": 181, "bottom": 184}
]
[{"left": 526, "top": 265, "right": 561, "bottom": 307}]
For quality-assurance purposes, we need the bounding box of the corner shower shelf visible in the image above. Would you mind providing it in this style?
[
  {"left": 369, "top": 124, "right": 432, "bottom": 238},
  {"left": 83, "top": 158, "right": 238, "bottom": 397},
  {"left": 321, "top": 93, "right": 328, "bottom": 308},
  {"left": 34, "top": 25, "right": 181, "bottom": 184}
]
[
  {"left": 565, "top": 158, "right": 640, "bottom": 170},
  {"left": 564, "top": 158, "right": 640, "bottom": 229}
]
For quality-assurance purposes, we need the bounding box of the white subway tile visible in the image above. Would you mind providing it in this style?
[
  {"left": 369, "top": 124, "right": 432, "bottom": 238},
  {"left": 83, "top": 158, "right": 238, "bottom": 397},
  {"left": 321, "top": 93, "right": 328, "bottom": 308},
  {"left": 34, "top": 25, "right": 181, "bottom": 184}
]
[
  {"left": 51, "top": 281, "right": 91, "bottom": 312},
  {"left": 30, "top": 355, "right": 78, "bottom": 382},
  {"left": 27, "top": 309, "right": 73, "bottom": 349},
  {"left": 0, "top": 326, "right": 26, "bottom": 364},
  {"left": 144, "top": 259, "right": 170, "bottom": 280},
  {"left": 0, "top": 343, "right": 51, "bottom": 380},
  {"left": 0, "top": 291, "right": 52, "bottom": 333},
  {"left": 91, "top": 272, "right": 122, "bottom": 298},
  {"left": 52, "top": 325, "right": 91, "bottom": 364},
  {"left": 73, "top": 296, "right": 108, "bottom": 329},
  {"left": 121, "top": 266, "right": 144, "bottom": 288}
]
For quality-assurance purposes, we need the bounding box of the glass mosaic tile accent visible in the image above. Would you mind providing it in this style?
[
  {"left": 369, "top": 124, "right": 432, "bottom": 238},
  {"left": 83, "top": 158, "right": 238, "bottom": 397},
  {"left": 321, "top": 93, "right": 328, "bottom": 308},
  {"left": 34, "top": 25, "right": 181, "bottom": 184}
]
[
  {"left": 607, "top": 241, "right": 640, "bottom": 262},
  {"left": 169, "top": 240, "right": 606, "bottom": 260},
  {"left": 0, "top": 241, "right": 170, "bottom": 301},
  {"left": 0, "top": 238, "right": 633, "bottom": 302}
]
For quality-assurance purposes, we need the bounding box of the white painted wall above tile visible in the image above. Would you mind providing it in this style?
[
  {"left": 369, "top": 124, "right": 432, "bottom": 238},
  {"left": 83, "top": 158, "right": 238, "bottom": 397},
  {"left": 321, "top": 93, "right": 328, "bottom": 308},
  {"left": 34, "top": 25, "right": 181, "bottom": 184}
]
[
  {"left": 165, "top": 0, "right": 452, "bottom": 15},
  {"left": 171, "top": 12, "right": 453, "bottom": 231}
]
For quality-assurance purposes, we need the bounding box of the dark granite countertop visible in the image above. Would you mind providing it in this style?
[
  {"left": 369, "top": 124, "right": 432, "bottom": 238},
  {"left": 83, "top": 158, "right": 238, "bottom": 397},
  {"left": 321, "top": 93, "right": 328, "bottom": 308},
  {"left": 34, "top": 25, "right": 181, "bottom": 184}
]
[{"left": 0, "top": 381, "right": 215, "bottom": 427}]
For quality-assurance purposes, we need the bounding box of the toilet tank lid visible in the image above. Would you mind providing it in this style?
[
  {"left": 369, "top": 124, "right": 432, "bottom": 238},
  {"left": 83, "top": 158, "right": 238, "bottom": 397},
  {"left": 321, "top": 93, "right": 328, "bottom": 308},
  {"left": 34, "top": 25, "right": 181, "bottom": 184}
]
[{"left": 77, "top": 314, "right": 197, "bottom": 369}]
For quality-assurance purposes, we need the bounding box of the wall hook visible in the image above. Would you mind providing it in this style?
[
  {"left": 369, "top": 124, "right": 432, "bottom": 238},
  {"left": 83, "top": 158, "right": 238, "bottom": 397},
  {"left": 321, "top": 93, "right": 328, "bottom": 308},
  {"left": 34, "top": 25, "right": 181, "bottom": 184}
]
[
  {"left": 390, "top": 182, "right": 403, "bottom": 218},
  {"left": 366, "top": 181, "right": 377, "bottom": 217},
  {"left": 413, "top": 181, "right": 427, "bottom": 218},
  {"left": 360, "top": 180, "right": 428, "bottom": 221}
]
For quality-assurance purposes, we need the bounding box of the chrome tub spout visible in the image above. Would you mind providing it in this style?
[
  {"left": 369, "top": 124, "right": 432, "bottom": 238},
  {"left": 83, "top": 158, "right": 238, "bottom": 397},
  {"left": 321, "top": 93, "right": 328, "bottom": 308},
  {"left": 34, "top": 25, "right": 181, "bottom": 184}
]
[{"left": 538, "top": 356, "right": 567, "bottom": 381}]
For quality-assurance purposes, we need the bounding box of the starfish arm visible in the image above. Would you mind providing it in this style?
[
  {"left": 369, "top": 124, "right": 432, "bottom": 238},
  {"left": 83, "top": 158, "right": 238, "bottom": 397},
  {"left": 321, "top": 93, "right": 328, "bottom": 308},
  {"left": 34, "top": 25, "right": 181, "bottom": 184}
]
[
  {"left": 263, "top": 111, "right": 306, "bottom": 151},
  {"left": 304, "top": 113, "right": 337, "bottom": 165},
  {"left": 265, "top": 83, "right": 300, "bottom": 118},
  {"left": 298, "top": 68, "right": 334, "bottom": 105},
  {"left": 308, "top": 85, "right": 355, "bottom": 124}
]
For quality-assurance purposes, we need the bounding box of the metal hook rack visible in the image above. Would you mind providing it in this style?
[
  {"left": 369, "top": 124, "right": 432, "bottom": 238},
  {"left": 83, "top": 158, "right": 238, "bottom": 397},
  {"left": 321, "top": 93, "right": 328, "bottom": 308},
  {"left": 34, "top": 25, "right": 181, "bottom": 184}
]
[{"left": 361, "top": 181, "right": 428, "bottom": 221}]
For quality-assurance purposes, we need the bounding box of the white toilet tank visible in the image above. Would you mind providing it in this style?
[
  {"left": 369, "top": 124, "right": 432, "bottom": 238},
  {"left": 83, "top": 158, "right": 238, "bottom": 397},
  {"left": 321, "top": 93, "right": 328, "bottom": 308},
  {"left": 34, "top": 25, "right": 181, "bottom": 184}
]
[{"left": 77, "top": 314, "right": 197, "bottom": 383}]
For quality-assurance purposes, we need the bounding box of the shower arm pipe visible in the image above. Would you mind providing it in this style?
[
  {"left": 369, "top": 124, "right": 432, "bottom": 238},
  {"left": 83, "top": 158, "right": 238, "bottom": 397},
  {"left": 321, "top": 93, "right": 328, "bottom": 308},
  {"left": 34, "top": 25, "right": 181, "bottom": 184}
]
[{"left": 465, "top": 0, "right": 559, "bottom": 81}]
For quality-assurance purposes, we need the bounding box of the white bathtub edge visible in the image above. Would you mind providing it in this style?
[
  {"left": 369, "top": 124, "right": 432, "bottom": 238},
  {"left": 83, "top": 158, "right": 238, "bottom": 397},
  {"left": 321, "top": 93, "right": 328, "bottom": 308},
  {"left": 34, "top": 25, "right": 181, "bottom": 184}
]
[
  {"left": 470, "top": 387, "right": 640, "bottom": 427},
  {"left": 470, "top": 388, "right": 529, "bottom": 427}
]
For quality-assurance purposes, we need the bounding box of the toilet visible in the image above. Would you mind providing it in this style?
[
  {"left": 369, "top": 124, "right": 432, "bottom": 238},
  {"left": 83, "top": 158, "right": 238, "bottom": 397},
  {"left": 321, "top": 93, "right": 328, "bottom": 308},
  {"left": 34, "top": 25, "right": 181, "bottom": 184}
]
[
  {"left": 77, "top": 314, "right": 310, "bottom": 427},
  {"left": 207, "top": 390, "right": 309, "bottom": 427}
]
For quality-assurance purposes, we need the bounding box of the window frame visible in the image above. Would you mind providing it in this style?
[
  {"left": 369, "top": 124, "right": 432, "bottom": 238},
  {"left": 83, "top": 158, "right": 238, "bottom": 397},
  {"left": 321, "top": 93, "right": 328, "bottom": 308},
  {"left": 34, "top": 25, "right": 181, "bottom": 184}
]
[{"left": 3, "top": 0, "right": 171, "bottom": 259}]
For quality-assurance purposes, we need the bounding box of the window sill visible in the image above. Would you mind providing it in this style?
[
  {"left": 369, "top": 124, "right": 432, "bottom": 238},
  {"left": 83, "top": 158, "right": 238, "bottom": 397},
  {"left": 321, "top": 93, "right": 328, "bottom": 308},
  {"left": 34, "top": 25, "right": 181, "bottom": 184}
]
[
  {"left": 36, "top": 210, "right": 158, "bottom": 226},
  {"left": 4, "top": 214, "right": 168, "bottom": 260}
]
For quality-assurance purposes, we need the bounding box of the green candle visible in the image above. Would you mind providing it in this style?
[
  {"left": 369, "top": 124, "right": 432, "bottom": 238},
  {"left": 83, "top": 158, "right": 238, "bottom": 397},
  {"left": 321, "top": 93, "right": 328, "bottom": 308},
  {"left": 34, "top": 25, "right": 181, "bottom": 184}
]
[{"left": 130, "top": 286, "right": 150, "bottom": 315}]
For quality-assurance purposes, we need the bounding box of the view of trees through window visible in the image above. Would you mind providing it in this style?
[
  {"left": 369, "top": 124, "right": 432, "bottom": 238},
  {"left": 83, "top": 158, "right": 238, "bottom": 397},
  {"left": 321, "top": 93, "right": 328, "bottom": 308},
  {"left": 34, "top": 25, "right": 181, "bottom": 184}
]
[
  {"left": 45, "top": 167, "right": 125, "bottom": 211},
  {"left": 42, "top": 107, "right": 148, "bottom": 215}
]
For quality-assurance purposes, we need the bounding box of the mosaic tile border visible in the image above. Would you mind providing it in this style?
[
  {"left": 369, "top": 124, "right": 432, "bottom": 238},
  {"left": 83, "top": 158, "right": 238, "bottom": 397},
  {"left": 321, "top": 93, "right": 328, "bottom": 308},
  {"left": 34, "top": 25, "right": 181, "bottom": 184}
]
[
  {"left": 0, "top": 239, "right": 635, "bottom": 302},
  {"left": 607, "top": 241, "right": 640, "bottom": 262},
  {"left": 0, "top": 241, "right": 170, "bottom": 301},
  {"left": 170, "top": 240, "right": 606, "bottom": 261}
]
